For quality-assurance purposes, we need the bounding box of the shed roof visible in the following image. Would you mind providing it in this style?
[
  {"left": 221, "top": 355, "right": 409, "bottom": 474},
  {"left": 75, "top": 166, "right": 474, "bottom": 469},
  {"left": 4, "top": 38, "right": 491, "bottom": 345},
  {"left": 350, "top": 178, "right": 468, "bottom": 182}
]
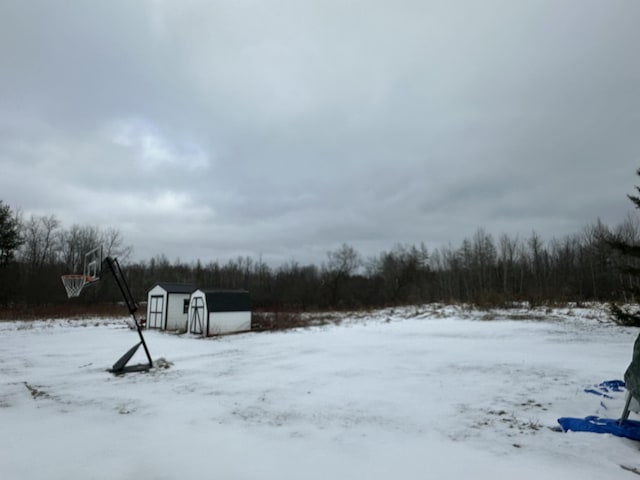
[
  {"left": 152, "top": 282, "right": 196, "bottom": 294},
  {"left": 199, "top": 289, "right": 251, "bottom": 312}
]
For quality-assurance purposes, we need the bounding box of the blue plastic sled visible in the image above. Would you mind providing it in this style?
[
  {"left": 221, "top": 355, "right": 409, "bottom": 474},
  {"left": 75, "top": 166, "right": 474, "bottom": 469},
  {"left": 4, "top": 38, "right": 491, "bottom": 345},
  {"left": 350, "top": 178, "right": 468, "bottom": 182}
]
[{"left": 557, "top": 416, "right": 640, "bottom": 441}]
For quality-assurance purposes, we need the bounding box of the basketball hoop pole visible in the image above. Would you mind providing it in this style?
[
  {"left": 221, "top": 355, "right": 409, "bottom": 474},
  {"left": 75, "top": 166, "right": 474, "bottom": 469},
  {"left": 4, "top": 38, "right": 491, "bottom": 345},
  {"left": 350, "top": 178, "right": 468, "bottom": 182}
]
[{"left": 102, "top": 256, "right": 153, "bottom": 374}]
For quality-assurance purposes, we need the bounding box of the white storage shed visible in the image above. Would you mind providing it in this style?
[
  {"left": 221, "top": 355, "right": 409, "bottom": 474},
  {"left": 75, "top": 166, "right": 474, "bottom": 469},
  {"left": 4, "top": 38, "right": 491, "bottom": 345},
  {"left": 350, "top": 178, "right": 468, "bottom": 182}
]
[
  {"left": 146, "top": 282, "right": 195, "bottom": 331},
  {"left": 188, "top": 289, "right": 252, "bottom": 336}
]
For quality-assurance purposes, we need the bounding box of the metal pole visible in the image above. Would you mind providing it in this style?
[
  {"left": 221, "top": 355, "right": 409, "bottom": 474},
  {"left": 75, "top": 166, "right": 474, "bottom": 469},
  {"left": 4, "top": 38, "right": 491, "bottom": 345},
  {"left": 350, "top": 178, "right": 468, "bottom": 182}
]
[
  {"left": 620, "top": 392, "right": 632, "bottom": 425},
  {"left": 104, "top": 257, "right": 153, "bottom": 367}
]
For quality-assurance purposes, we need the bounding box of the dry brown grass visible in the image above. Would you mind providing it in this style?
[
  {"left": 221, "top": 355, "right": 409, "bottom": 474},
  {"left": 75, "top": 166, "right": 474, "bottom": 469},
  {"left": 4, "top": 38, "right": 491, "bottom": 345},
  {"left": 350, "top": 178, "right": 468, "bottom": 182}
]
[
  {"left": 251, "top": 309, "right": 308, "bottom": 331},
  {"left": 0, "top": 303, "right": 130, "bottom": 321}
]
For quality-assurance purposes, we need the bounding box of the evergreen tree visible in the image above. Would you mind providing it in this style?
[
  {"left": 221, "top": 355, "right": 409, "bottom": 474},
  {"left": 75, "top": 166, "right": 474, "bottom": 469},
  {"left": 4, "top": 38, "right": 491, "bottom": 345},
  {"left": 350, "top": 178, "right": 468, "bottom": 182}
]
[
  {"left": 0, "top": 201, "right": 22, "bottom": 265},
  {"left": 608, "top": 168, "right": 640, "bottom": 326}
]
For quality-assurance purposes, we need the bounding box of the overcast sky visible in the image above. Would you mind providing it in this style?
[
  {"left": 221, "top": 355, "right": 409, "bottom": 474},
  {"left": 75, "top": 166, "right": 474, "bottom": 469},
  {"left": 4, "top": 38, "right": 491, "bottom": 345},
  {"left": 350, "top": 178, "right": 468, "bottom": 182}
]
[{"left": 1, "top": 0, "right": 639, "bottom": 266}]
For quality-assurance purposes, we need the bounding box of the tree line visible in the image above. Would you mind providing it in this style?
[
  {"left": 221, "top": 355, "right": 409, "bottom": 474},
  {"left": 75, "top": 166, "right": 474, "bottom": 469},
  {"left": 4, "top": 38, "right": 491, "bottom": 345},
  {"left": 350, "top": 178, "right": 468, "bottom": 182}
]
[{"left": 1, "top": 199, "right": 638, "bottom": 312}]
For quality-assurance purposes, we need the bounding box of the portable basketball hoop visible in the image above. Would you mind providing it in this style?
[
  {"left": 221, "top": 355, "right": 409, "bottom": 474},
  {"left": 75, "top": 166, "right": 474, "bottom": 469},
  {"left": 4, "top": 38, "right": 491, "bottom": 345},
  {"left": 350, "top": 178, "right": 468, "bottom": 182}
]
[{"left": 60, "top": 245, "right": 154, "bottom": 375}]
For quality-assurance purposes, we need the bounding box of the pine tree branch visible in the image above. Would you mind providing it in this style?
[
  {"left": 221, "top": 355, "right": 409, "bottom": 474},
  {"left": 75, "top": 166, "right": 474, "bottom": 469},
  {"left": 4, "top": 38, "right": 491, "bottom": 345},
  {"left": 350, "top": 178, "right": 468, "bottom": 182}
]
[
  {"left": 610, "top": 303, "right": 640, "bottom": 327},
  {"left": 607, "top": 237, "right": 640, "bottom": 257},
  {"left": 617, "top": 265, "right": 640, "bottom": 276},
  {"left": 628, "top": 193, "right": 640, "bottom": 210}
]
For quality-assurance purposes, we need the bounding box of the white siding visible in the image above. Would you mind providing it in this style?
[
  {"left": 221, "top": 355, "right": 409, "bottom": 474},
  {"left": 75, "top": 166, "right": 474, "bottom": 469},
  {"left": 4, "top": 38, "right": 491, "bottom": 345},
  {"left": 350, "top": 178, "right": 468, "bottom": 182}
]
[
  {"left": 165, "top": 293, "right": 190, "bottom": 331},
  {"left": 188, "top": 288, "right": 252, "bottom": 336},
  {"left": 146, "top": 285, "right": 167, "bottom": 329},
  {"left": 188, "top": 291, "right": 207, "bottom": 335},
  {"left": 206, "top": 311, "right": 251, "bottom": 336}
]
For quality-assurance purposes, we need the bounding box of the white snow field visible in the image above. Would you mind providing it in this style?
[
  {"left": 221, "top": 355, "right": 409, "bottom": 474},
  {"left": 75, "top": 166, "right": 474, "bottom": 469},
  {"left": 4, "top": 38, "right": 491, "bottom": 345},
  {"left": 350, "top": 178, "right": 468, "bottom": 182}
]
[{"left": 1, "top": 305, "right": 639, "bottom": 479}]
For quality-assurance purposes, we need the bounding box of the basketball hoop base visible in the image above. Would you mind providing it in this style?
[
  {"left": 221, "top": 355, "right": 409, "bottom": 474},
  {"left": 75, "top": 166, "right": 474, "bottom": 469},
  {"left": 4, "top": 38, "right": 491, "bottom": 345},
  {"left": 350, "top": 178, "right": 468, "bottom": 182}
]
[
  {"left": 109, "top": 340, "right": 152, "bottom": 375},
  {"left": 109, "top": 363, "right": 151, "bottom": 375}
]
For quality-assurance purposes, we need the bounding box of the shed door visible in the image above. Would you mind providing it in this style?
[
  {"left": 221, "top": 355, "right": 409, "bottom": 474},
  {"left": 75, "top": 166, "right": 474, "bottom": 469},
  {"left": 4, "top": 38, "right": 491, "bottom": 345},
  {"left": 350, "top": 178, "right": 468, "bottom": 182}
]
[
  {"left": 148, "top": 295, "right": 164, "bottom": 329},
  {"left": 189, "top": 297, "right": 205, "bottom": 334}
]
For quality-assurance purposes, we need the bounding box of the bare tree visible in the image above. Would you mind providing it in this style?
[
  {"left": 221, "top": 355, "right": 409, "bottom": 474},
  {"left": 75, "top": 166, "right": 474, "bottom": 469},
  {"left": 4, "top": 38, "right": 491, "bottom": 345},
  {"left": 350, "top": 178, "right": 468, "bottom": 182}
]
[
  {"left": 498, "top": 233, "right": 519, "bottom": 297},
  {"left": 19, "top": 214, "right": 60, "bottom": 269},
  {"left": 325, "top": 243, "right": 361, "bottom": 306},
  {"left": 59, "top": 225, "right": 100, "bottom": 272},
  {"left": 101, "top": 227, "right": 132, "bottom": 262},
  {"left": 471, "top": 228, "right": 497, "bottom": 298},
  {"left": 326, "top": 243, "right": 361, "bottom": 276}
]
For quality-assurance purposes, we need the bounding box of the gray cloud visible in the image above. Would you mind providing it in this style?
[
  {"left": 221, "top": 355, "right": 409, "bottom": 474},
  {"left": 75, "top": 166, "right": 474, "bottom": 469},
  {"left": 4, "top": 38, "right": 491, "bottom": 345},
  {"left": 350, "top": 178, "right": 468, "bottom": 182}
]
[{"left": 1, "top": 0, "right": 639, "bottom": 266}]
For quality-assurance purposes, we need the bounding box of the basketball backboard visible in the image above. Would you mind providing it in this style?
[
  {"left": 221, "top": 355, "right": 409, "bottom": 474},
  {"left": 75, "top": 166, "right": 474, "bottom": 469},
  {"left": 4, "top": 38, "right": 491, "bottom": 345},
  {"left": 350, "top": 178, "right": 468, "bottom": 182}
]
[
  {"left": 84, "top": 246, "right": 103, "bottom": 280},
  {"left": 61, "top": 246, "right": 103, "bottom": 298}
]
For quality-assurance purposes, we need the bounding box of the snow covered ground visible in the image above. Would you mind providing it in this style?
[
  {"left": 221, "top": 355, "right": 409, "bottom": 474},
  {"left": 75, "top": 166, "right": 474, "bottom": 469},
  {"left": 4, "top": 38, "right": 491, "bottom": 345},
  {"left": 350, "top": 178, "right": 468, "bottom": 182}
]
[{"left": 1, "top": 304, "right": 639, "bottom": 479}]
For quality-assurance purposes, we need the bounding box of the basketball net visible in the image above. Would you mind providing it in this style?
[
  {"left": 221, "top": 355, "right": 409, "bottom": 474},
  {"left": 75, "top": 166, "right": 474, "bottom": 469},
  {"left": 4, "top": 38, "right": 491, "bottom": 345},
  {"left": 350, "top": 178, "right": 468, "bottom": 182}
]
[{"left": 61, "top": 274, "right": 94, "bottom": 298}]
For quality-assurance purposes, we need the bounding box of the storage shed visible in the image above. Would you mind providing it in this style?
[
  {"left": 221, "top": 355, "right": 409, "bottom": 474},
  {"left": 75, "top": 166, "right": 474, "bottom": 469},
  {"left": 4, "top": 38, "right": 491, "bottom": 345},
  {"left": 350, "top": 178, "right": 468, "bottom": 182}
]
[
  {"left": 146, "top": 282, "right": 195, "bottom": 331},
  {"left": 188, "top": 289, "right": 251, "bottom": 336}
]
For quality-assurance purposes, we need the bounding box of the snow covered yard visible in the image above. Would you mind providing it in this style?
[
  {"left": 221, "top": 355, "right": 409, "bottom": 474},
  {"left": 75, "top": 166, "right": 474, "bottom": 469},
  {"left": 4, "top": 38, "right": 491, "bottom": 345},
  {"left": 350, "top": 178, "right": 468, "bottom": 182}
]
[{"left": 1, "top": 305, "right": 639, "bottom": 479}]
